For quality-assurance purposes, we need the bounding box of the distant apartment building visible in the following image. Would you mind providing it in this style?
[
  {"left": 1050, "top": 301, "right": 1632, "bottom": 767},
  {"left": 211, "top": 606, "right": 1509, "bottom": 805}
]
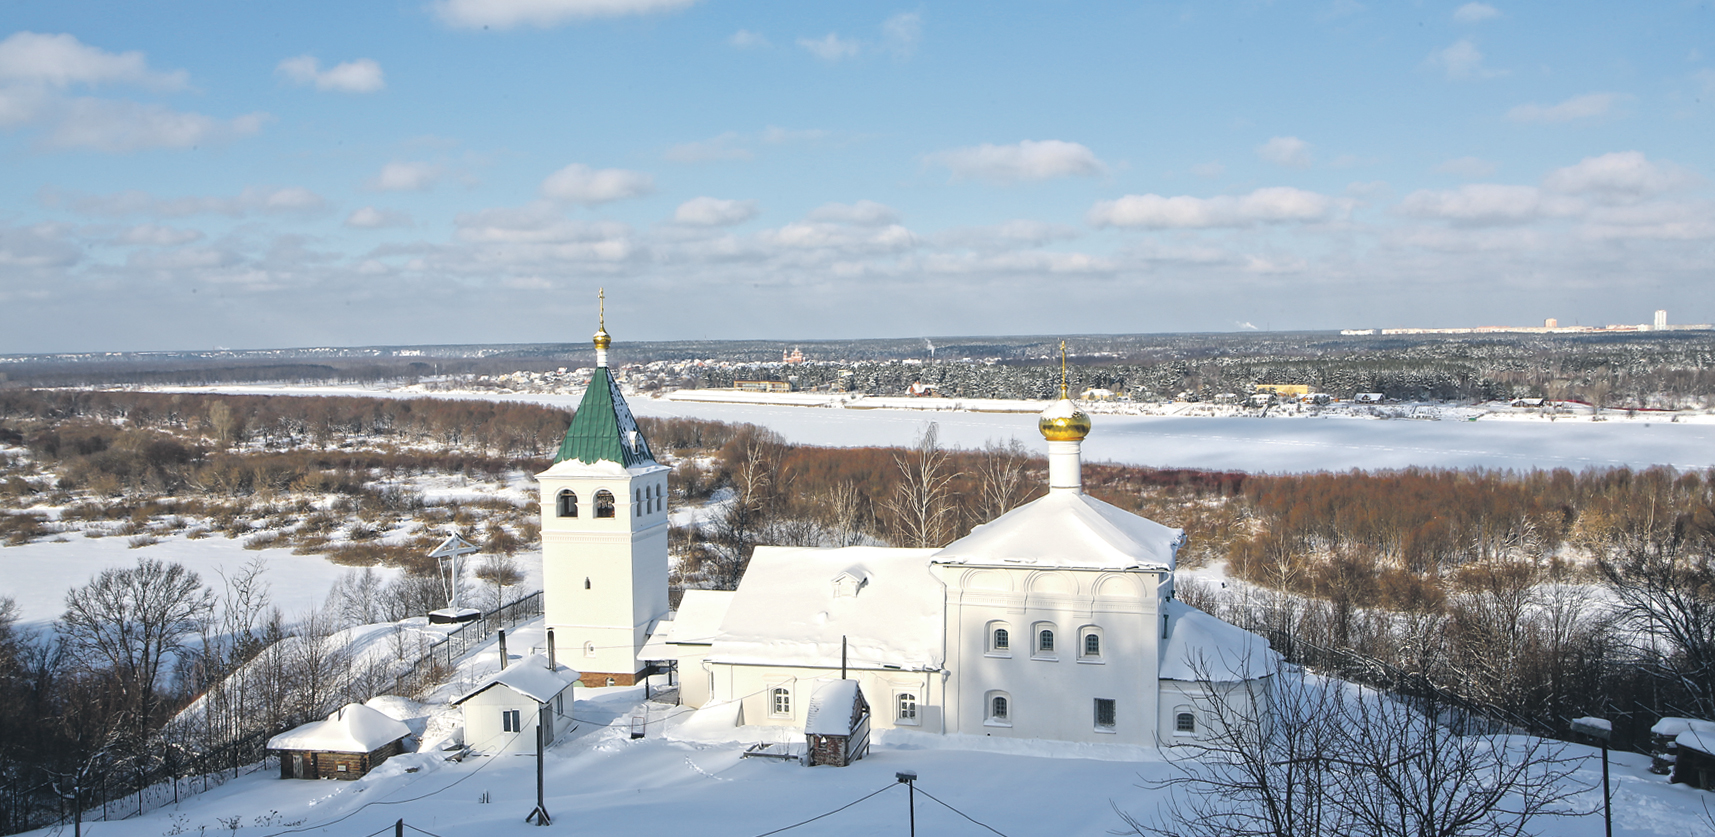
[{"left": 734, "top": 380, "right": 791, "bottom": 393}]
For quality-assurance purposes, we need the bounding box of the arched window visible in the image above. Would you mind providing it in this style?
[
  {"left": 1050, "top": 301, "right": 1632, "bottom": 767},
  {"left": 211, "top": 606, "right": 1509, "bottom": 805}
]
[
  {"left": 594, "top": 489, "right": 615, "bottom": 518},
  {"left": 634, "top": 488, "right": 642, "bottom": 516},
  {"left": 1176, "top": 712, "right": 1196, "bottom": 734},
  {"left": 1084, "top": 633, "right": 1101, "bottom": 657},
  {"left": 584, "top": 642, "right": 596, "bottom": 658},
  {"left": 993, "top": 628, "right": 1010, "bottom": 651},
  {"left": 897, "top": 693, "right": 918, "bottom": 722},
  {"left": 771, "top": 687, "right": 792, "bottom": 718},
  {"left": 991, "top": 695, "right": 1009, "bottom": 722},
  {"left": 1038, "top": 629, "right": 1055, "bottom": 653},
  {"left": 556, "top": 490, "right": 578, "bottom": 518},
  {"left": 584, "top": 577, "right": 591, "bottom": 590}
]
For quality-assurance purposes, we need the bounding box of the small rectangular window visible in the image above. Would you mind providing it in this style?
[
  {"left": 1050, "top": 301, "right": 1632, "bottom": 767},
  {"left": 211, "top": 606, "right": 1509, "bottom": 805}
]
[
  {"left": 1176, "top": 712, "right": 1197, "bottom": 733},
  {"left": 771, "top": 687, "right": 792, "bottom": 717},
  {"left": 503, "top": 709, "right": 521, "bottom": 732},
  {"left": 897, "top": 693, "right": 917, "bottom": 722},
  {"left": 1094, "top": 698, "right": 1116, "bottom": 728}
]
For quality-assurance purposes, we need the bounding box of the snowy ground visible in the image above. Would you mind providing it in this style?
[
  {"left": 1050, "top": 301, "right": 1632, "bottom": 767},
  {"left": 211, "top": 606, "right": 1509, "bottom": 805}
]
[
  {"left": 32, "top": 615, "right": 1709, "bottom": 837},
  {"left": 143, "top": 384, "right": 1715, "bottom": 473}
]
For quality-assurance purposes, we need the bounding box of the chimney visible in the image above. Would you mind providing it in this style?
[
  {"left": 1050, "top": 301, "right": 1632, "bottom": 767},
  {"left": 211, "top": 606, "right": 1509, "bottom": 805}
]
[
  {"left": 498, "top": 629, "right": 508, "bottom": 670},
  {"left": 546, "top": 628, "right": 557, "bottom": 669}
]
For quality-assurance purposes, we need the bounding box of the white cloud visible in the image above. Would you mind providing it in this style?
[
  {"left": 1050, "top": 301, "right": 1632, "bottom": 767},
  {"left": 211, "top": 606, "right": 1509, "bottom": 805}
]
[
  {"left": 759, "top": 221, "right": 914, "bottom": 254},
  {"left": 761, "top": 126, "right": 828, "bottom": 144},
  {"left": 798, "top": 33, "right": 862, "bottom": 61},
  {"left": 345, "top": 207, "right": 414, "bottom": 229},
  {"left": 1429, "top": 39, "right": 1502, "bottom": 80},
  {"left": 926, "top": 140, "right": 1106, "bottom": 182},
  {"left": 1436, "top": 156, "right": 1498, "bottom": 177},
  {"left": 674, "top": 197, "right": 759, "bottom": 226},
  {"left": 115, "top": 224, "right": 203, "bottom": 246},
  {"left": 0, "top": 32, "right": 186, "bottom": 90},
  {"left": 1542, "top": 151, "right": 1695, "bottom": 201},
  {"left": 882, "top": 12, "right": 922, "bottom": 58},
  {"left": 1190, "top": 161, "right": 1225, "bottom": 178},
  {"left": 41, "top": 185, "right": 325, "bottom": 217},
  {"left": 1396, "top": 184, "right": 1578, "bottom": 225},
  {"left": 1087, "top": 187, "right": 1340, "bottom": 228},
  {"left": 935, "top": 220, "right": 1079, "bottom": 250},
  {"left": 275, "top": 56, "right": 385, "bottom": 93},
  {"left": 0, "top": 222, "right": 81, "bottom": 268},
  {"left": 807, "top": 200, "right": 900, "bottom": 226},
  {"left": 433, "top": 0, "right": 700, "bottom": 29},
  {"left": 1453, "top": 3, "right": 1500, "bottom": 23},
  {"left": 367, "top": 161, "right": 443, "bottom": 191},
  {"left": 1256, "top": 136, "right": 1312, "bottom": 168},
  {"left": 0, "top": 85, "right": 48, "bottom": 127},
  {"left": 729, "top": 29, "right": 769, "bottom": 48},
  {"left": 539, "top": 163, "right": 654, "bottom": 204},
  {"left": 42, "top": 98, "right": 268, "bottom": 152},
  {"left": 664, "top": 133, "right": 752, "bottom": 162},
  {"left": 456, "top": 202, "right": 633, "bottom": 244},
  {"left": 1506, "top": 92, "right": 1620, "bottom": 123}
]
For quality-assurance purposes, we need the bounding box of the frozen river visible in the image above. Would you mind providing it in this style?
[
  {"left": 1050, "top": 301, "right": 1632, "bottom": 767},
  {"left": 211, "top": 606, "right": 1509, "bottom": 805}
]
[{"left": 152, "top": 385, "right": 1715, "bottom": 474}]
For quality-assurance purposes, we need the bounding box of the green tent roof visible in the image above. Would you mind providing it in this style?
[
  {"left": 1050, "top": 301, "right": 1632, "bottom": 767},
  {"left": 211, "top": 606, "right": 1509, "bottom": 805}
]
[{"left": 554, "top": 366, "right": 657, "bottom": 467}]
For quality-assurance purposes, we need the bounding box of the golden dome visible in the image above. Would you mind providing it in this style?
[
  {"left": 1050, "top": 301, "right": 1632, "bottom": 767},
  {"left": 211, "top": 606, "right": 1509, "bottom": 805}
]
[
  {"left": 592, "top": 327, "right": 611, "bottom": 351},
  {"left": 1039, "top": 398, "right": 1091, "bottom": 442}
]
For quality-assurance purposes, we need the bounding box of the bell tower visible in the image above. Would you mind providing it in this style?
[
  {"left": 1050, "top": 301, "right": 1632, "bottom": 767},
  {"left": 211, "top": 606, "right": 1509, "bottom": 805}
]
[{"left": 538, "top": 293, "right": 670, "bottom": 686}]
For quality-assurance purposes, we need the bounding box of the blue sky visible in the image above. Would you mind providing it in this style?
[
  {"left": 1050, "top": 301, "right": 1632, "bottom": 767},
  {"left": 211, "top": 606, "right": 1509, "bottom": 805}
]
[{"left": 1, "top": 1, "right": 1712, "bottom": 353}]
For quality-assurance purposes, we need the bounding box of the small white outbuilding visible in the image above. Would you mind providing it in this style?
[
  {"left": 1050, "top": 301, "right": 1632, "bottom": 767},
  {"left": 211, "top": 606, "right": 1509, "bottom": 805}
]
[{"left": 452, "top": 653, "right": 580, "bottom": 752}]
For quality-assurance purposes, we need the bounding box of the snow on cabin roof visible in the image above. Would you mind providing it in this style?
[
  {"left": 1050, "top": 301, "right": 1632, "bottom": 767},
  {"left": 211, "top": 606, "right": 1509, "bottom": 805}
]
[
  {"left": 1651, "top": 717, "right": 1715, "bottom": 738},
  {"left": 1679, "top": 729, "right": 1715, "bottom": 757},
  {"left": 267, "top": 703, "right": 411, "bottom": 754},
  {"left": 1159, "top": 599, "right": 1277, "bottom": 682},
  {"left": 708, "top": 546, "right": 944, "bottom": 671},
  {"left": 931, "top": 490, "right": 1183, "bottom": 571},
  {"left": 804, "top": 680, "right": 865, "bottom": 736},
  {"left": 452, "top": 654, "right": 581, "bottom": 705}
]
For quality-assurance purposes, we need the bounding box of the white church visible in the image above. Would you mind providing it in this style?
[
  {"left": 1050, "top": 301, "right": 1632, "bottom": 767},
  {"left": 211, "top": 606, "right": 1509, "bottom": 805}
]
[{"left": 538, "top": 317, "right": 1275, "bottom": 747}]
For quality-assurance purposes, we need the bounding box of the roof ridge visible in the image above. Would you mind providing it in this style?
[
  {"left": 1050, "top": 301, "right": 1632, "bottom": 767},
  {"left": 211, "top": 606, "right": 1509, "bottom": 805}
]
[{"left": 554, "top": 366, "right": 657, "bottom": 466}]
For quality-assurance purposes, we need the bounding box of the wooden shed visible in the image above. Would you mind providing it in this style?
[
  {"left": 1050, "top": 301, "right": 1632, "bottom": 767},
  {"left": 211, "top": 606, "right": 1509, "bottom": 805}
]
[
  {"left": 804, "top": 680, "right": 870, "bottom": 767},
  {"left": 268, "top": 704, "right": 411, "bottom": 780},
  {"left": 1673, "top": 728, "right": 1715, "bottom": 790}
]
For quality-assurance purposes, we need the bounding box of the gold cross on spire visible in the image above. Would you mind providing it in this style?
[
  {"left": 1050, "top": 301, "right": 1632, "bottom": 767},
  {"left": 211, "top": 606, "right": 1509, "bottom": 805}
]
[
  {"left": 1059, "top": 340, "right": 1068, "bottom": 399},
  {"left": 598, "top": 287, "right": 605, "bottom": 329}
]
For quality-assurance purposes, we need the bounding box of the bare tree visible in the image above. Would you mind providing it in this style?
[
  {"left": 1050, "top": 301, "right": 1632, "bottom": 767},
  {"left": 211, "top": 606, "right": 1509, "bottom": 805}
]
[
  {"left": 327, "top": 567, "right": 388, "bottom": 628},
  {"left": 816, "top": 480, "right": 872, "bottom": 547},
  {"left": 1599, "top": 546, "right": 1715, "bottom": 716},
  {"left": 704, "top": 436, "right": 782, "bottom": 588},
  {"left": 58, "top": 559, "right": 214, "bottom": 729},
  {"left": 884, "top": 423, "right": 956, "bottom": 548},
  {"left": 973, "top": 438, "right": 1032, "bottom": 524},
  {"left": 474, "top": 552, "right": 524, "bottom": 611},
  {"left": 1122, "top": 660, "right": 1591, "bottom": 837}
]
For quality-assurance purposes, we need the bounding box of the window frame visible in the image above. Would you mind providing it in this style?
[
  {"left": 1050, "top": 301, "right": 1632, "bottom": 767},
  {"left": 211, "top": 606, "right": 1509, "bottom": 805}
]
[
  {"left": 896, "top": 692, "right": 919, "bottom": 725},
  {"left": 770, "top": 686, "right": 793, "bottom": 719},
  {"left": 1094, "top": 698, "right": 1116, "bottom": 731},
  {"left": 1078, "top": 626, "right": 1104, "bottom": 663},
  {"left": 502, "top": 708, "right": 522, "bottom": 733},
  {"left": 986, "top": 621, "right": 1012, "bottom": 657},
  {"left": 594, "top": 489, "right": 616, "bottom": 518},
  {"left": 1031, "top": 622, "right": 1058, "bottom": 660},
  {"left": 1174, "top": 708, "right": 1197, "bottom": 736},
  {"left": 984, "top": 691, "right": 1012, "bottom": 727},
  {"left": 556, "top": 489, "right": 578, "bottom": 518}
]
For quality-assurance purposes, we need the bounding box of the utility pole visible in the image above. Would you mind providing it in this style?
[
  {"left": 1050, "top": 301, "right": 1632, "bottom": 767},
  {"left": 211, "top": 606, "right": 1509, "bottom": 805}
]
[
  {"left": 896, "top": 771, "right": 916, "bottom": 837},
  {"left": 1571, "top": 717, "right": 1612, "bottom": 837},
  {"left": 526, "top": 715, "right": 551, "bottom": 826}
]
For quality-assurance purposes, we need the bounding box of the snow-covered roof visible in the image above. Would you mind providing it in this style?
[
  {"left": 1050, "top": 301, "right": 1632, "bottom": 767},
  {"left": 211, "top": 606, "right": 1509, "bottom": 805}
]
[
  {"left": 1651, "top": 717, "right": 1715, "bottom": 738},
  {"left": 1678, "top": 729, "right": 1715, "bottom": 757},
  {"left": 671, "top": 590, "right": 736, "bottom": 645},
  {"left": 931, "top": 490, "right": 1183, "bottom": 571},
  {"left": 639, "top": 591, "right": 737, "bottom": 661},
  {"left": 708, "top": 546, "right": 944, "bottom": 670},
  {"left": 1159, "top": 599, "right": 1277, "bottom": 682},
  {"left": 804, "top": 680, "right": 865, "bottom": 736},
  {"left": 267, "top": 703, "right": 411, "bottom": 753},
  {"left": 452, "top": 654, "right": 581, "bottom": 705}
]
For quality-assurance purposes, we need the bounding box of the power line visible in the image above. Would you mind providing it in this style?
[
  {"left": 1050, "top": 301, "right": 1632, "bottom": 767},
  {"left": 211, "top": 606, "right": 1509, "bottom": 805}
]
[
  {"left": 402, "top": 823, "right": 449, "bottom": 837},
  {"left": 749, "top": 782, "right": 898, "bottom": 837},
  {"left": 914, "top": 785, "right": 1014, "bottom": 837}
]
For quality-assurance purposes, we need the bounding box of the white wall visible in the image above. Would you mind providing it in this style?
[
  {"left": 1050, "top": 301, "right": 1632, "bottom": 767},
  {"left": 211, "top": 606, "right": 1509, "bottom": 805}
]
[
  {"left": 459, "top": 683, "right": 573, "bottom": 754},
  {"left": 938, "top": 565, "right": 1166, "bottom": 746},
  {"left": 707, "top": 663, "right": 944, "bottom": 734}
]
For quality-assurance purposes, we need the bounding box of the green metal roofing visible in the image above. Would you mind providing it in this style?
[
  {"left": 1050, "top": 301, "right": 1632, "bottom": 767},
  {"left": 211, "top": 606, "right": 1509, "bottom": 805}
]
[{"left": 554, "top": 366, "right": 657, "bottom": 467}]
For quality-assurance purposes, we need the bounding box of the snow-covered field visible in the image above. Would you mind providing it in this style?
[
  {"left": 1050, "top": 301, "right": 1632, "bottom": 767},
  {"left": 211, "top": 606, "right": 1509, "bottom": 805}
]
[
  {"left": 24, "top": 615, "right": 1704, "bottom": 837},
  {"left": 149, "top": 383, "right": 1715, "bottom": 473}
]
